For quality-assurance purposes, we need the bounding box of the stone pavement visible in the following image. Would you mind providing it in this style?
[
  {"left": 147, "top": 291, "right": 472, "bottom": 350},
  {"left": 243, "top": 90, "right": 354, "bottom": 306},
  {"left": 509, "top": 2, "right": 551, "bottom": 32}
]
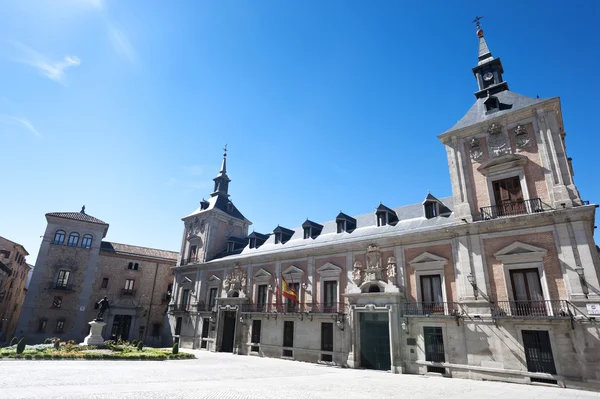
[{"left": 0, "top": 350, "right": 598, "bottom": 399}]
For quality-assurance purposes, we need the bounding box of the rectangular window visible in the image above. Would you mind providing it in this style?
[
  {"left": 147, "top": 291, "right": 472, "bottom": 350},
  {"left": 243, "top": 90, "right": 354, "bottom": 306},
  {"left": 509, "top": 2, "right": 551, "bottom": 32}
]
[
  {"left": 128, "top": 262, "right": 133, "bottom": 269},
  {"left": 53, "top": 231, "right": 65, "bottom": 245},
  {"left": 55, "top": 320, "right": 65, "bottom": 333},
  {"left": 425, "top": 203, "right": 439, "bottom": 218},
  {"left": 321, "top": 322, "right": 334, "bottom": 352},
  {"left": 181, "top": 289, "right": 190, "bottom": 310},
  {"left": 324, "top": 280, "right": 337, "bottom": 312},
  {"left": 101, "top": 278, "right": 109, "bottom": 289},
  {"left": 52, "top": 296, "right": 63, "bottom": 308},
  {"left": 175, "top": 317, "right": 182, "bottom": 335},
  {"left": 81, "top": 235, "right": 93, "bottom": 249},
  {"left": 67, "top": 233, "right": 79, "bottom": 247},
  {"left": 283, "top": 320, "right": 294, "bottom": 348},
  {"left": 0, "top": 250, "right": 9, "bottom": 258},
  {"left": 420, "top": 275, "right": 443, "bottom": 303},
  {"left": 257, "top": 284, "right": 268, "bottom": 310},
  {"left": 209, "top": 287, "right": 218, "bottom": 308},
  {"left": 251, "top": 320, "right": 262, "bottom": 352},
  {"left": 124, "top": 279, "right": 135, "bottom": 291},
  {"left": 287, "top": 283, "right": 299, "bottom": 312},
  {"left": 38, "top": 319, "right": 47, "bottom": 333},
  {"left": 151, "top": 323, "right": 161, "bottom": 337},
  {"left": 226, "top": 242, "right": 234, "bottom": 252},
  {"left": 336, "top": 221, "right": 345, "bottom": 233},
  {"left": 510, "top": 268, "right": 545, "bottom": 316},
  {"left": 56, "top": 270, "right": 70, "bottom": 288}
]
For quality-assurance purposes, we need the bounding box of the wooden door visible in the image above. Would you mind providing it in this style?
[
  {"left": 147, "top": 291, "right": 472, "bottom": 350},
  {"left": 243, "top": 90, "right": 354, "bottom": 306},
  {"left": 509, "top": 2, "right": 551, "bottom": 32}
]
[{"left": 493, "top": 177, "right": 524, "bottom": 216}]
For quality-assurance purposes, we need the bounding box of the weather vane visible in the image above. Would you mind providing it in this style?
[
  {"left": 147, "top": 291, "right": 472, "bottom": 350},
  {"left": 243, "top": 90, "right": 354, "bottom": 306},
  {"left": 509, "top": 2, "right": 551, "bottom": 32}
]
[
  {"left": 223, "top": 144, "right": 228, "bottom": 157},
  {"left": 472, "top": 16, "right": 483, "bottom": 30}
]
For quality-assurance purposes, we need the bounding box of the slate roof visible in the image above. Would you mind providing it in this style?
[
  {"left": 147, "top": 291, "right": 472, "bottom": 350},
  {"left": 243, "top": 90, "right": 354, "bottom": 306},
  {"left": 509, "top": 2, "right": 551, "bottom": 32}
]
[
  {"left": 100, "top": 241, "right": 178, "bottom": 261},
  {"left": 183, "top": 195, "right": 248, "bottom": 222},
  {"left": 444, "top": 91, "right": 549, "bottom": 134},
  {"left": 206, "top": 196, "right": 454, "bottom": 262},
  {"left": 46, "top": 211, "right": 108, "bottom": 225}
]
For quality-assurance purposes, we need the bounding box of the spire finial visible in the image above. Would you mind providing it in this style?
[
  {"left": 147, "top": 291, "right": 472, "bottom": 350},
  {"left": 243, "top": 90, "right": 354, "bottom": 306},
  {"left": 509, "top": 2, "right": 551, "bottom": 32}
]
[
  {"left": 473, "top": 15, "right": 484, "bottom": 35},
  {"left": 223, "top": 144, "right": 228, "bottom": 157},
  {"left": 81, "top": 205, "right": 86, "bottom": 214}
]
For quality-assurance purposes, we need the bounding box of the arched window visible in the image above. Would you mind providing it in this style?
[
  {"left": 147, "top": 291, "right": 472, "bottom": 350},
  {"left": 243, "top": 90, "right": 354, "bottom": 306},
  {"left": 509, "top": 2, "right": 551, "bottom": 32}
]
[
  {"left": 368, "top": 285, "right": 381, "bottom": 293},
  {"left": 81, "top": 234, "right": 93, "bottom": 249},
  {"left": 67, "top": 232, "right": 79, "bottom": 247},
  {"left": 53, "top": 230, "right": 66, "bottom": 245}
]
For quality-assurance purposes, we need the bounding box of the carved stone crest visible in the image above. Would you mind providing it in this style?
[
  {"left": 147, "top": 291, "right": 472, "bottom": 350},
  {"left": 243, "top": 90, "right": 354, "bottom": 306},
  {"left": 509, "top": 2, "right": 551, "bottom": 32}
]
[
  {"left": 187, "top": 218, "right": 204, "bottom": 239},
  {"left": 352, "top": 261, "right": 363, "bottom": 285},
  {"left": 224, "top": 263, "right": 247, "bottom": 295},
  {"left": 469, "top": 138, "right": 483, "bottom": 162},
  {"left": 514, "top": 125, "right": 530, "bottom": 149},
  {"left": 487, "top": 122, "right": 509, "bottom": 157},
  {"left": 386, "top": 256, "right": 397, "bottom": 280},
  {"left": 365, "top": 244, "right": 383, "bottom": 282}
]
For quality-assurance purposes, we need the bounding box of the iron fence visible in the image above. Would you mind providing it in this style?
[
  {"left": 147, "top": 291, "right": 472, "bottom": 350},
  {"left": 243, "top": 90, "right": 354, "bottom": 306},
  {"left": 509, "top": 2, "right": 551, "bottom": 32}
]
[{"left": 480, "top": 198, "right": 546, "bottom": 220}]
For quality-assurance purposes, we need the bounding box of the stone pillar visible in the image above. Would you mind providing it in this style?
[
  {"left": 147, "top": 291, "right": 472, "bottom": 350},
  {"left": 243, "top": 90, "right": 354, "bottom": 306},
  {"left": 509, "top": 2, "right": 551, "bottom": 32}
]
[{"left": 82, "top": 320, "right": 106, "bottom": 346}]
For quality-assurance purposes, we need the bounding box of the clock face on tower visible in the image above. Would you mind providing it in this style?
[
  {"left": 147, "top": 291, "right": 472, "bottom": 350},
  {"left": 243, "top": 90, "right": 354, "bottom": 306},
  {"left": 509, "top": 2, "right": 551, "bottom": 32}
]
[{"left": 483, "top": 72, "right": 494, "bottom": 81}]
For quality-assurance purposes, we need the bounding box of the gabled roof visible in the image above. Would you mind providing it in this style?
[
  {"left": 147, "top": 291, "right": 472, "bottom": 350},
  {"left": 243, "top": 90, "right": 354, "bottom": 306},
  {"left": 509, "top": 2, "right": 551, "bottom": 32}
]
[
  {"left": 336, "top": 212, "right": 356, "bottom": 223},
  {"left": 100, "top": 241, "right": 178, "bottom": 261},
  {"left": 444, "top": 91, "right": 549, "bottom": 134},
  {"left": 273, "top": 226, "right": 295, "bottom": 236},
  {"left": 302, "top": 220, "right": 324, "bottom": 230},
  {"left": 376, "top": 203, "right": 396, "bottom": 214},
  {"left": 423, "top": 193, "right": 452, "bottom": 215},
  {"left": 46, "top": 211, "right": 107, "bottom": 225},
  {"left": 247, "top": 231, "right": 270, "bottom": 240}
]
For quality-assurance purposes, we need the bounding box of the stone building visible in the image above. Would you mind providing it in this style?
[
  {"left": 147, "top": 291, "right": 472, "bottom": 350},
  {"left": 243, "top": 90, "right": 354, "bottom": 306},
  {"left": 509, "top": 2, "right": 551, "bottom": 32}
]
[
  {"left": 169, "top": 26, "right": 600, "bottom": 389},
  {"left": 0, "top": 237, "right": 31, "bottom": 343},
  {"left": 17, "top": 208, "right": 177, "bottom": 345}
]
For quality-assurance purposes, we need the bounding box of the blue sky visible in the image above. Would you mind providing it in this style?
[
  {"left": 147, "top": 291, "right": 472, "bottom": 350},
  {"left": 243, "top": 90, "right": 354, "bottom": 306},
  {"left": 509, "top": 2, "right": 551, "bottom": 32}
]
[{"left": 1, "top": 1, "right": 599, "bottom": 262}]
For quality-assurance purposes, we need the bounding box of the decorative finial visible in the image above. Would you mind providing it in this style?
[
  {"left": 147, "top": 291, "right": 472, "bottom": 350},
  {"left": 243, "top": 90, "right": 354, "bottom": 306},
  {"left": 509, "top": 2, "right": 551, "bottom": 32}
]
[
  {"left": 223, "top": 144, "right": 228, "bottom": 157},
  {"left": 473, "top": 15, "right": 484, "bottom": 36},
  {"left": 81, "top": 205, "right": 86, "bottom": 214}
]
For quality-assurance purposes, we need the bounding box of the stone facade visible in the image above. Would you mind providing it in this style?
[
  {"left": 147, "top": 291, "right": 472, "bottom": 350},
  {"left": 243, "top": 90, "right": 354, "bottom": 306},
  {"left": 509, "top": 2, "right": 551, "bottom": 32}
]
[
  {"left": 169, "top": 27, "right": 600, "bottom": 390},
  {"left": 0, "top": 236, "right": 31, "bottom": 343},
  {"left": 16, "top": 209, "right": 177, "bottom": 345}
]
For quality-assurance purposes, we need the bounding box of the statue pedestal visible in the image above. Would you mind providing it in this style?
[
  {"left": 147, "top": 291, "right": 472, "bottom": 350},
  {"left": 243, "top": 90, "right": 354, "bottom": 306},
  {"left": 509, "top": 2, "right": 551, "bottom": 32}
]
[{"left": 82, "top": 320, "right": 107, "bottom": 346}]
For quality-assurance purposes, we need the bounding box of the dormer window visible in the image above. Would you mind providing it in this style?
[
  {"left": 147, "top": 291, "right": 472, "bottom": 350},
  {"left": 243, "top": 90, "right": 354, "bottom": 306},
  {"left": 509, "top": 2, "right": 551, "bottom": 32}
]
[
  {"left": 484, "top": 96, "right": 500, "bottom": 112},
  {"left": 226, "top": 242, "right": 234, "bottom": 252},
  {"left": 302, "top": 220, "right": 323, "bottom": 239},
  {"left": 335, "top": 212, "right": 356, "bottom": 234},
  {"left": 200, "top": 199, "right": 209, "bottom": 210},
  {"left": 247, "top": 232, "right": 269, "bottom": 249},
  {"left": 425, "top": 202, "right": 439, "bottom": 218},
  {"left": 273, "top": 226, "right": 294, "bottom": 244},
  {"left": 227, "top": 202, "right": 233, "bottom": 213},
  {"left": 248, "top": 237, "right": 256, "bottom": 249},
  {"left": 375, "top": 204, "right": 398, "bottom": 227}
]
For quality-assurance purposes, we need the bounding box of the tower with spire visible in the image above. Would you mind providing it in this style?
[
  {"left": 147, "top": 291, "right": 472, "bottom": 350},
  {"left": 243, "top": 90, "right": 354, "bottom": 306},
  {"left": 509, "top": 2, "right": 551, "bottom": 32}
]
[
  {"left": 438, "top": 19, "right": 582, "bottom": 222},
  {"left": 178, "top": 147, "right": 251, "bottom": 264}
]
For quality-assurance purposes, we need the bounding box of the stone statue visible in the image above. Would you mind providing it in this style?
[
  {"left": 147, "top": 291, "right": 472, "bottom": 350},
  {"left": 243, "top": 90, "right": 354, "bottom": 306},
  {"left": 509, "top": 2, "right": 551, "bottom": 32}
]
[
  {"left": 223, "top": 275, "right": 231, "bottom": 292},
  {"left": 352, "top": 261, "right": 363, "bottom": 285},
  {"left": 96, "top": 296, "right": 110, "bottom": 320},
  {"left": 387, "top": 256, "right": 397, "bottom": 279}
]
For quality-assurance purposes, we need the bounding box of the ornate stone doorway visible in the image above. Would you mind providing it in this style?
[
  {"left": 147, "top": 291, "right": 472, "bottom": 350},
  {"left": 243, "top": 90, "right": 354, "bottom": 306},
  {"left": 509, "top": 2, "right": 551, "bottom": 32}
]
[
  {"left": 220, "top": 311, "right": 236, "bottom": 353},
  {"left": 359, "top": 312, "right": 391, "bottom": 371}
]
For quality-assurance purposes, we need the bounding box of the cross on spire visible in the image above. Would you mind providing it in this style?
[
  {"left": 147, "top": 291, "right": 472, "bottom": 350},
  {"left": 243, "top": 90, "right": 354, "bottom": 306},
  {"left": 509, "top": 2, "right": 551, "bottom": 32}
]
[
  {"left": 223, "top": 144, "right": 228, "bottom": 157},
  {"left": 472, "top": 15, "right": 483, "bottom": 30}
]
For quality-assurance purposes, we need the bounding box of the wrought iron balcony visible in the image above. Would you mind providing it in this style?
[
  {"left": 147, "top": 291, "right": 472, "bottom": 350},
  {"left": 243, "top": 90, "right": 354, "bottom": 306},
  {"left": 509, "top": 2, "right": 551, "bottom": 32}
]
[
  {"left": 480, "top": 198, "right": 547, "bottom": 220},
  {"left": 403, "top": 302, "right": 460, "bottom": 317},
  {"left": 168, "top": 303, "right": 190, "bottom": 312},
  {"left": 48, "top": 282, "right": 74, "bottom": 291},
  {"left": 196, "top": 302, "right": 212, "bottom": 312},
  {"left": 120, "top": 288, "right": 136, "bottom": 296},
  {"left": 179, "top": 258, "right": 198, "bottom": 266},
  {"left": 491, "top": 300, "right": 572, "bottom": 318},
  {"left": 241, "top": 302, "right": 345, "bottom": 314}
]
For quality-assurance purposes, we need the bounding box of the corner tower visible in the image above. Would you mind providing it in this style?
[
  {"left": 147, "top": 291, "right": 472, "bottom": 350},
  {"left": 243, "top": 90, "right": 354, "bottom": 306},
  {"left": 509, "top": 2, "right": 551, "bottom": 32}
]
[
  {"left": 179, "top": 149, "right": 251, "bottom": 264},
  {"left": 438, "top": 21, "right": 583, "bottom": 222}
]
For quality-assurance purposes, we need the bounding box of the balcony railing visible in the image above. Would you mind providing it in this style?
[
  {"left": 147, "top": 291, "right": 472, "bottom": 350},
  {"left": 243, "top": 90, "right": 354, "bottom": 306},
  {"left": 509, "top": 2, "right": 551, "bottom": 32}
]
[
  {"left": 168, "top": 303, "right": 191, "bottom": 312},
  {"left": 48, "top": 282, "right": 74, "bottom": 291},
  {"left": 480, "top": 198, "right": 547, "bottom": 220},
  {"left": 120, "top": 288, "right": 136, "bottom": 296},
  {"left": 196, "top": 302, "right": 213, "bottom": 312},
  {"left": 179, "top": 258, "right": 198, "bottom": 266},
  {"left": 241, "top": 302, "right": 345, "bottom": 314},
  {"left": 491, "top": 300, "right": 572, "bottom": 318},
  {"left": 403, "top": 302, "right": 460, "bottom": 317}
]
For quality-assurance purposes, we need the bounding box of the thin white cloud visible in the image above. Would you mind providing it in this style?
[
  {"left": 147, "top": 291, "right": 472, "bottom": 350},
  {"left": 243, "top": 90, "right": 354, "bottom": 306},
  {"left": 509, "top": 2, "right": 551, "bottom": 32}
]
[
  {"left": 108, "top": 23, "right": 135, "bottom": 64},
  {"left": 0, "top": 115, "right": 43, "bottom": 138},
  {"left": 8, "top": 41, "right": 81, "bottom": 85}
]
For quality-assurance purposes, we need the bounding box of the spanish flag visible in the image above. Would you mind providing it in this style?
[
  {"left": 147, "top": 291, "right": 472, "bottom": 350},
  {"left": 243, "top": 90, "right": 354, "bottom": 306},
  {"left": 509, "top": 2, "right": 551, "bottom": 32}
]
[{"left": 281, "top": 278, "right": 298, "bottom": 304}]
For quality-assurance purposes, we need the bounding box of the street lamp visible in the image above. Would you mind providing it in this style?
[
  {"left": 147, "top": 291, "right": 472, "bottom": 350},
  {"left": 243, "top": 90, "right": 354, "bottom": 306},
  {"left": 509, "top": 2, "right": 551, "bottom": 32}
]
[
  {"left": 575, "top": 267, "right": 589, "bottom": 299},
  {"left": 467, "top": 273, "right": 478, "bottom": 300}
]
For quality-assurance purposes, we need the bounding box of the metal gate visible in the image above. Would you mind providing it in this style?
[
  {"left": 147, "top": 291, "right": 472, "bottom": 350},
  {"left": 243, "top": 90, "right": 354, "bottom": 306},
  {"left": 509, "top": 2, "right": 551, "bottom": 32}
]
[
  {"left": 220, "top": 311, "right": 236, "bottom": 353},
  {"left": 200, "top": 318, "right": 210, "bottom": 349},
  {"left": 359, "top": 312, "right": 391, "bottom": 371},
  {"left": 424, "top": 327, "right": 445, "bottom": 374},
  {"left": 522, "top": 330, "right": 556, "bottom": 375}
]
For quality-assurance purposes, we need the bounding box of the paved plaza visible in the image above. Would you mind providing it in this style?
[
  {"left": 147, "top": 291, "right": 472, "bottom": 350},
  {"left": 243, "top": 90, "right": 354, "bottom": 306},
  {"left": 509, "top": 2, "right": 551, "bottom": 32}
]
[{"left": 1, "top": 350, "right": 598, "bottom": 399}]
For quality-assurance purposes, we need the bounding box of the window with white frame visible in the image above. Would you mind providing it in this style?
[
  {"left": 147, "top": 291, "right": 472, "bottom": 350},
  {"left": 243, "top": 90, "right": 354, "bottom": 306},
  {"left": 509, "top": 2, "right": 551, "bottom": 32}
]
[
  {"left": 316, "top": 262, "right": 342, "bottom": 313},
  {"left": 408, "top": 252, "right": 449, "bottom": 309}
]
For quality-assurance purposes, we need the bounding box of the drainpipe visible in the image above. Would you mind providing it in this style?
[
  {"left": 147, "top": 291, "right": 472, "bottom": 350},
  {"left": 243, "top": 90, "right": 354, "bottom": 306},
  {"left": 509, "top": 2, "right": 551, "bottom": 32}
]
[{"left": 145, "top": 262, "right": 159, "bottom": 343}]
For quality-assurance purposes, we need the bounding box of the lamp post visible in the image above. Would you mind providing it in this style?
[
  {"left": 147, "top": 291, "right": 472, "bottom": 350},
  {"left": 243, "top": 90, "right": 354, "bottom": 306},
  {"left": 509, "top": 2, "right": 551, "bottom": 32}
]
[
  {"left": 467, "top": 273, "right": 478, "bottom": 300},
  {"left": 575, "top": 267, "right": 589, "bottom": 299}
]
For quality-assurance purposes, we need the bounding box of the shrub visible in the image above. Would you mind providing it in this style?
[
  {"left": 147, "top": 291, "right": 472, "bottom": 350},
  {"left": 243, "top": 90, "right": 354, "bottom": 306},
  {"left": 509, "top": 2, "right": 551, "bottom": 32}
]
[
  {"left": 54, "top": 340, "right": 60, "bottom": 350},
  {"left": 10, "top": 337, "right": 18, "bottom": 346},
  {"left": 136, "top": 341, "right": 144, "bottom": 351},
  {"left": 172, "top": 342, "right": 178, "bottom": 354},
  {"left": 16, "top": 337, "right": 26, "bottom": 354},
  {"left": 131, "top": 340, "right": 137, "bottom": 346},
  {"left": 44, "top": 338, "right": 53, "bottom": 344}
]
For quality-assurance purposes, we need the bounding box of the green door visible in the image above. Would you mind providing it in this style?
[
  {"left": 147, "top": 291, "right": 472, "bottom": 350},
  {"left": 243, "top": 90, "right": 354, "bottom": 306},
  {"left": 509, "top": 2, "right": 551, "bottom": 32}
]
[{"left": 359, "top": 312, "right": 391, "bottom": 371}]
